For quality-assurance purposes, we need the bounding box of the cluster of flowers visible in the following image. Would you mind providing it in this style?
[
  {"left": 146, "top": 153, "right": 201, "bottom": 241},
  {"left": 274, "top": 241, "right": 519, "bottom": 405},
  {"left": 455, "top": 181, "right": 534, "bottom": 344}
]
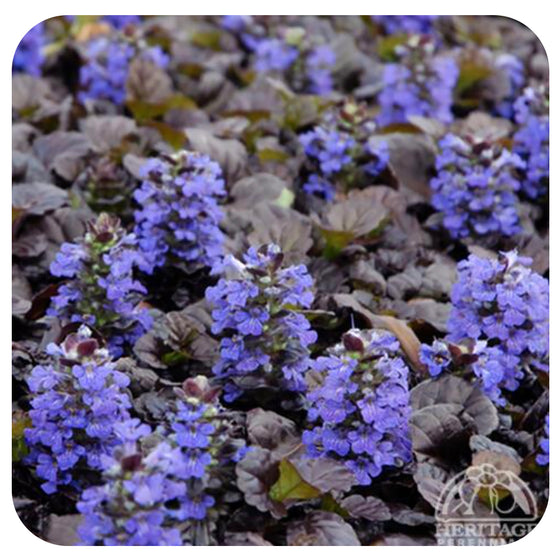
[
  {"left": 419, "top": 338, "right": 517, "bottom": 405},
  {"left": 77, "top": 376, "right": 246, "bottom": 545},
  {"left": 133, "top": 151, "right": 226, "bottom": 274},
  {"left": 13, "top": 21, "right": 45, "bottom": 76},
  {"left": 536, "top": 415, "right": 549, "bottom": 467},
  {"left": 513, "top": 85, "right": 549, "bottom": 199},
  {"left": 494, "top": 53, "right": 525, "bottom": 119},
  {"left": 430, "top": 133, "right": 525, "bottom": 243},
  {"left": 298, "top": 102, "right": 389, "bottom": 200},
  {"left": 373, "top": 15, "right": 438, "bottom": 35},
  {"left": 377, "top": 34, "right": 458, "bottom": 126},
  {"left": 254, "top": 37, "right": 336, "bottom": 95},
  {"left": 79, "top": 32, "right": 169, "bottom": 104},
  {"left": 303, "top": 329, "right": 412, "bottom": 485},
  {"left": 77, "top": 421, "right": 184, "bottom": 546},
  {"left": 420, "top": 251, "right": 549, "bottom": 404},
  {"left": 47, "top": 213, "right": 152, "bottom": 357},
  {"left": 221, "top": 17, "right": 336, "bottom": 95},
  {"left": 448, "top": 251, "right": 549, "bottom": 369},
  {"left": 102, "top": 15, "right": 142, "bottom": 29},
  {"left": 162, "top": 378, "right": 247, "bottom": 524},
  {"left": 24, "top": 327, "right": 132, "bottom": 494},
  {"left": 206, "top": 244, "right": 317, "bottom": 402}
]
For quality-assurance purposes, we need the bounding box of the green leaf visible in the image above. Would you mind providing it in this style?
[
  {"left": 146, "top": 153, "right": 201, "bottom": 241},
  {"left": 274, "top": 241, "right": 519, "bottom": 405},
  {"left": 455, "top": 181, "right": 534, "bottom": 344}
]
[
  {"left": 320, "top": 494, "right": 350, "bottom": 517},
  {"left": 190, "top": 30, "right": 222, "bottom": 50},
  {"left": 269, "top": 458, "right": 322, "bottom": 503},
  {"left": 320, "top": 229, "right": 356, "bottom": 259},
  {"left": 74, "top": 15, "right": 99, "bottom": 26},
  {"left": 273, "top": 187, "right": 295, "bottom": 208},
  {"left": 12, "top": 413, "right": 31, "bottom": 462},
  {"left": 127, "top": 94, "right": 197, "bottom": 123},
  {"left": 258, "top": 148, "right": 289, "bottom": 163},
  {"left": 42, "top": 39, "right": 67, "bottom": 57},
  {"left": 270, "top": 83, "right": 332, "bottom": 131},
  {"left": 177, "top": 63, "right": 204, "bottom": 79},
  {"left": 377, "top": 34, "right": 407, "bottom": 62},
  {"left": 12, "top": 207, "right": 25, "bottom": 224},
  {"left": 145, "top": 121, "right": 187, "bottom": 150},
  {"left": 377, "top": 122, "right": 423, "bottom": 134},
  {"left": 455, "top": 60, "right": 493, "bottom": 96},
  {"left": 161, "top": 350, "right": 188, "bottom": 367}
]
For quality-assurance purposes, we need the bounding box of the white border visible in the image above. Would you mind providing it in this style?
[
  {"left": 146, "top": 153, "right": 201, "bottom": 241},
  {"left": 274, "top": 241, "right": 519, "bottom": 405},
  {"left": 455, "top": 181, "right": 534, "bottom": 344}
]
[{"left": 3, "top": 2, "right": 556, "bottom": 557}]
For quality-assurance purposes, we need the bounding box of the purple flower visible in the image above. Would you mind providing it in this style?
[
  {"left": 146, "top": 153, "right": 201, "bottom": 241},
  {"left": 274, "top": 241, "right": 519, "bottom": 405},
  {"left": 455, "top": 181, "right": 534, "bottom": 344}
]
[
  {"left": 373, "top": 16, "right": 438, "bottom": 35},
  {"left": 306, "top": 45, "right": 336, "bottom": 95},
  {"left": 47, "top": 213, "right": 151, "bottom": 357},
  {"left": 254, "top": 38, "right": 298, "bottom": 72},
  {"left": 302, "top": 174, "right": 336, "bottom": 201},
  {"left": 133, "top": 151, "right": 226, "bottom": 273},
  {"left": 470, "top": 341, "right": 516, "bottom": 405},
  {"left": 300, "top": 127, "right": 355, "bottom": 175},
  {"left": 513, "top": 86, "right": 549, "bottom": 199},
  {"left": 79, "top": 35, "right": 169, "bottom": 105},
  {"left": 303, "top": 329, "right": 412, "bottom": 485},
  {"left": 221, "top": 15, "right": 253, "bottom": 32},
  {"left": 206, "top": 244, "right": 316, "bottom": 400},
  {"left": 419, "top": 340, "right": 452, "bottom": 377},
  {"left": 245, "top": 27, "right": 335, "bottom": 94},
  {"left": 77, "top": 440, "right": 185, "bottom": 545},
  {"left": 430, "top": 133, "right": 525, "bottom": 243},
  {"left": 174, "top": 420, "right": 215, "bottom": 449},
  {"left": 78, "top": 381, "right": 246, "bottom": 545},
  {"left": 234, "top": 308, "right": 270, "bottom": 336},
  {"left": 24, "top": 327, "right": 132, "bottom": 494},
  {"left": 377, "top": 34, "right": 458, "bottom": 126},
  {"left": 448, "top": 251, "right": 549, "bottom": 402},
  {"left": 494, "top": 54, "right": 525, "bottom": 119},
  {"left": 298, "top": 103, "right": 389, "bottom": 199},
  {"left": 364, "top": 138, "right": 390, "bottom": 176},
  {"left": 13, "top": 22, "right": 45, "bottom": 76},
  {"left": 102, "top": 15, "right": 141, "bottom": 29},
  {"left": 536, "top": 415, "right": 549, "bottom": 466}
]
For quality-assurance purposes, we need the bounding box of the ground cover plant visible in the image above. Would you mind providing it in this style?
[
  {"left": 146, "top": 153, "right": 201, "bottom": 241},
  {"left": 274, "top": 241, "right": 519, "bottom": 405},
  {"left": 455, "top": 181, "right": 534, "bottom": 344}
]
[{"left": 12, "top": 15, "right": 549, "bottom": 546}]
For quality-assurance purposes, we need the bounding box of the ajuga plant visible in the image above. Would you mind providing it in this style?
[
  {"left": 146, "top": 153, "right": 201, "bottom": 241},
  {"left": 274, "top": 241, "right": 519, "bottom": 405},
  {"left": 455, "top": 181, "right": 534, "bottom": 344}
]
[
  {"left": 420, "top": 251, "right": 549, "bottom": 404},
  {"left": 303, "top": 329, "right": 412, "bottom": 485},
  {"left": 133, "top": 151, "right": 226, "bottom": 274},
  {"left": 78, "top": 30, "right": 169, "bottom": 105},
  {"left": 13, "top": 21, "right": 45, "bottom": 76},
  {"left": 77, "top": 419, "right": 185, "bottom": 545},
  {"left": 78, "top": 377, "right": 247, "bottom": 545},
  {"left": 159, "top": 376, "right": 247, "bottom": 544},
  {"left": 223, "top": 19, "right": 336, "bottom": 95},
  {"left": 24, "top": 327, "right": 132, "bottom": 494},
  {"left": 448, "top": 251, "right": 549, "bottom": 367},
  {"left": 430, "top": 132, "right": 525, "bottom": 244},
  {"left": 513, "top": 84, "right": 549, "bottom": 199},
  {"left": 373, "top": 15, "right": 438, "bottom": 35},
  {"left": 419, "top": 338, "right": 519, "bottom": 405},
  {"left": 298, "top": 100, "right": 390, "bottom": 200},
  {"left": 205, "top": 244, "right": 317, "bottom": 402},
  {"left": 377, "top": 34, "right": 458, "bottom": 127},
  {"left": 255, "top": 31, "right": 336, "bottom": 95},
  {"left": 494, "top": 53, "right": 525, "bottom": 119},
  {"left": 536, "top": 415, "right": 549, "bottom": 467},
  {"left": 47, "top": 213, "right": 152, "bottom": 357},
  {"left": 102, "top": 15, "right": 142, "bottom": 29},
  {"left": 77, "top": 151, "right": 139, "bottom": 216}
]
